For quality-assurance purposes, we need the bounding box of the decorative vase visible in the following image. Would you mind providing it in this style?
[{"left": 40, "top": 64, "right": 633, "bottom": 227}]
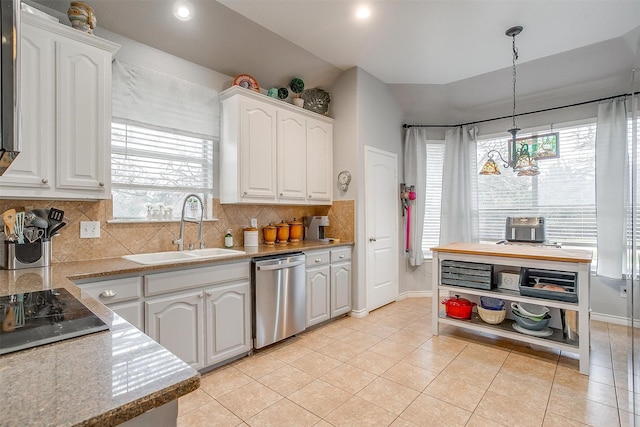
[
  {"left": 276, "top": 222, "right": 290, "bottom": 244},
  {"left": 288, "top": 218, "right": 303, "bottom": 243},
  {"left": 67, "top": 1, "right": 96, "bottom": 34},
  {"left": 262, "top": 224, "right": 277, "bottom": 246},
  {"left": 292, "top": 98, "right": 304, "bottom": 108}
]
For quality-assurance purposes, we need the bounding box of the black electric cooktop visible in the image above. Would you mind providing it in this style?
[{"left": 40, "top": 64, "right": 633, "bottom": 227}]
[{"left": 0, "top": 288, "right": 108, "bottom": 355}]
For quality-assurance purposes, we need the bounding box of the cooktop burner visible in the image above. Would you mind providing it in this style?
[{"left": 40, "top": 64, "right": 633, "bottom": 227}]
[{"left": 0, "top": 288, "right": 108, "bottom": 355}]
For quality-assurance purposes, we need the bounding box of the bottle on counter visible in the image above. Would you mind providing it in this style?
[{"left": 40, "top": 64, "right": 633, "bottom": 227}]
[{"left": 224, "top": 229, "right": 233, "bottom": 248}]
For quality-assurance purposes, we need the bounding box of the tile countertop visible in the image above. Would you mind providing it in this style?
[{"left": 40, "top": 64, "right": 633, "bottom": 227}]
[{"left": 0, "top": 241, "right": 353, "bottom": 427}]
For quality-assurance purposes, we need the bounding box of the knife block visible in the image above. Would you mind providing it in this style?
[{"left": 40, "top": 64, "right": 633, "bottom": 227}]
[{"left": 0, "top": 238, "right": 51, "bottom": 270}]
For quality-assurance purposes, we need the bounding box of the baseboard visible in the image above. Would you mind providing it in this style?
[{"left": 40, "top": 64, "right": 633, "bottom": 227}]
[
  {"left": 591, "top": 312, "right": 637, "bottom": 326},
  {"left": 349, "top": 308, "right": 368, "bottom": 318},
  {"left": 398, "top": 291, "right": 432, "bottom": 300}
]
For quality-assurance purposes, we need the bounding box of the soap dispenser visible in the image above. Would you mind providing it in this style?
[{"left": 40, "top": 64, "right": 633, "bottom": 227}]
[{"left": 224, "top": 229, "right": 233, "bottom": 248}]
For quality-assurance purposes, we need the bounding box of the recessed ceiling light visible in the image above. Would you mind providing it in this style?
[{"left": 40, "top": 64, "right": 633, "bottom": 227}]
[
  {"left": 172, "top": 0, "right": 193, "bottom": 21},
  {"left": 356, "top": 6, "right": 371, "bottom": 19}
]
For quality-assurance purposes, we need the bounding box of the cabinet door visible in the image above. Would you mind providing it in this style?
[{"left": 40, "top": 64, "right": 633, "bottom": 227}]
[
  {"left": 306, "top": 265, "right": 330, "bottom": 327},
  {"left": 331, "top": 262, "right": 352, "bottom": 317},
  {"left": 204, "top": 281, "right": 252, "bottom": 366},
  {"left": 239, "top": 96, "right": 277, "bottom": 201},
  {"left": 306, "top": 118, "right": 333, "bottom": 203},
  {"left": 0, "top": 23, "right": 54, "bottom": 192},
  {"left": 111, "top": 301, "right": 144, "bottom": 331},
  {"left": 56, "top": 37, "right": 111, "bottom": 196},
  {"left": 146, "top": 291, "right": 205, "bottom": 370},
  {"left": 277, "top": 110, "right": 307, "bottom": 202}
]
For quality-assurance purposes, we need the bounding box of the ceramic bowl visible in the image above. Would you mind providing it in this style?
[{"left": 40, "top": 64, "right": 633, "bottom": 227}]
[{"left": 512, "top": 310, "right": 551, "bottom": 331}]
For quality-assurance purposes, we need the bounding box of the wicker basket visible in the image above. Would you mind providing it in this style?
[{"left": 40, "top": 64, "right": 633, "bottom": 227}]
[{"left": 477, "top": 306, "right": 506, "bottom": 325}]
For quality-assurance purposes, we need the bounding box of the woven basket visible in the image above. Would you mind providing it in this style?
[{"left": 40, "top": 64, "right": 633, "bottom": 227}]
[{"left": 477, "top": 306, "right": 506, "bottom": 325}]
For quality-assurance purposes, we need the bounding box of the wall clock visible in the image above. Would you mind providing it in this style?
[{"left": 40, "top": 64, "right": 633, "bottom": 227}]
[{"left": 337, "top": 170, "right": 351, "bottom": 191}]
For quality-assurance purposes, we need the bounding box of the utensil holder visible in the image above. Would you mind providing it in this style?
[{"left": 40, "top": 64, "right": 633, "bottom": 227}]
[{"left": 0, "top": 238, "right": 51, "bottom": 270}]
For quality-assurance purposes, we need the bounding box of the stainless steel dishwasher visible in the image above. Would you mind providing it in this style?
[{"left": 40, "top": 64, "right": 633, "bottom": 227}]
[{"left": 252, "top": 252, "right": 306, "bottom": 349}]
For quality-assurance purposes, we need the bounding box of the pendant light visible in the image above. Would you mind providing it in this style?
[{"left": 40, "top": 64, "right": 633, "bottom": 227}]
[{"left": 480, "top": 26, "right": 540, "bottom": 176}]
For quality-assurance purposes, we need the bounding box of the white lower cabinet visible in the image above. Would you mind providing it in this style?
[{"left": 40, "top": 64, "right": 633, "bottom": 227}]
[
  {"left": 146, "top": 291, "right": 205, "bottom": 370},
  {"left": 78, "top": 261, "right": 251, "bottom": 371},
  {"left": 305, "top": 247, "right": 352, "bottom": 327}
]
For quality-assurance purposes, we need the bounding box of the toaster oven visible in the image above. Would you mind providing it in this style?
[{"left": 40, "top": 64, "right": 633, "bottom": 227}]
[{"left": 505, "top": 217, "right": 546, "bottom": 243}]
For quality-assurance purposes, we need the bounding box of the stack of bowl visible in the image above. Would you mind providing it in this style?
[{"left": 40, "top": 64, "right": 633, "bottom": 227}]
[
  {"left": 510, "top": 302, "right": 551, "bottom": 331},
  {"left": 478, "top": 296, "right": 506, "bottom": 324}
]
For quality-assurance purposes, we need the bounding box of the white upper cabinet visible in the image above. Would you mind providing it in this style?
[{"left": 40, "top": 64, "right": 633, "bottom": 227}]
[
  {"left": 220, "top": 86, "right": 333, "bottom": 205},
  {"left": 0, "top": 14, "right": 119, "bottom": 200}
]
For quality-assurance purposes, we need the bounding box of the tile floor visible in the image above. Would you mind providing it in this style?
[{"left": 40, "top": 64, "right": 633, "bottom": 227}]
[{"left": 177, "top": 297, "right": 638, "bottom": 426}]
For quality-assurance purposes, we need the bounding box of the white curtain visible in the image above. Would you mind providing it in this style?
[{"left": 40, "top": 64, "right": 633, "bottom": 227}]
[
  {"left": 440, "top": 126, "right": 479, "bottom": 245},
  {"left": 112, "top": 60, "right": 219, "bottom": 137},
  {"left": 596, "top": 100, "right": 628, "bottom": 279},
  {"left": 404, "top": 128, "right": 427, "bottom": 265}
]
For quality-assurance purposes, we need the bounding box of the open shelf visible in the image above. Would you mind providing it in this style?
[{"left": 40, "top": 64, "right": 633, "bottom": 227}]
[
  {"left": 438, "top": 311, "right": 579, "bottom": 353},
  {"left": 438, "top": 285, "right": 579, "bottom": 311}
]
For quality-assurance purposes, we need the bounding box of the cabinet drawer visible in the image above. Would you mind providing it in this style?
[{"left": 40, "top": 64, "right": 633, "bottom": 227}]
[
  {"left": 305, "top": 251, "right": 330, "bottom": 267},
  {"left": 145, "top": 261, "right": 250, "bottom": 297},
  {"left": 80, "top": 276, "right": 142, "bottom": 304},
  {"left": 330, "top": 247, "right": 351, "bottom": 263}
]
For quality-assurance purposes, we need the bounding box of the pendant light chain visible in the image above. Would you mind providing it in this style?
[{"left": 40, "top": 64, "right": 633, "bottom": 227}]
[{"left": 512, "top": 33, "right": 518, "bottom": 130}]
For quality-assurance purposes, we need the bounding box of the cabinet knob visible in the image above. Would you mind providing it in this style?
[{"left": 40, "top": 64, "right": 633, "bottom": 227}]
[
  {"left": 339, "top": 255, "right": 345, "bottom": 259},
  {"left": 369, "top": 237, "right": 377, "bottom": 242},
  {"left": 206, "top": 292, "right": 213, "bottom": 297},
  {"left": 198, "top": 294, "right": 203, "bottom": 299},
  {"left": 99, "top": 182, "right": 105, "bottom": 187},
  {"left": 280, "top": 193, "right": 283, "bottom": 196},
  {"left": 99, "top": 290, "right": 116, "bottom": 298},
  {"left": 243, "top": 191, "right": 248, "bottom": 195},
  {"left": 315, "top": 258, "right": 322, "bottom": 263},
  {"left": 308, "top": 195, "right": 312, "bottom": 198},
  {"left": 41, "top": 178, "right": 48, "bottom": 184}
]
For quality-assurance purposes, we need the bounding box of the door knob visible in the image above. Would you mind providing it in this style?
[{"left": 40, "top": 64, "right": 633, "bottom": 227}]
[{"left": 369, "top": 237, "right": 377, "bottom": 242}]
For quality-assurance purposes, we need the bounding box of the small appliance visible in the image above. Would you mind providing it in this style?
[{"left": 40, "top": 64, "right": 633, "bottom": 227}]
[
  {"left": 305, "top": 216, "right": 329, "bottom": 241},
  {"left": 505, "top": 216, "right": 546, "bottom": 243}
]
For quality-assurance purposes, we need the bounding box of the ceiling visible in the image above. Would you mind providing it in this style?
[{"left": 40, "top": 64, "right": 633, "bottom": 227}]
[{"left": 30, "top": 0, "right": 640, "bottom": 122}]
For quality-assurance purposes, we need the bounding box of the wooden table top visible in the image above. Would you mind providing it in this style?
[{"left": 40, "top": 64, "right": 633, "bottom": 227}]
[{"left": 431, "top": 242, "right": 593, "bottom": 264}]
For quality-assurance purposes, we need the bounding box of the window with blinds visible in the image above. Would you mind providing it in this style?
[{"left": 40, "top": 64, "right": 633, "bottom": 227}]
[
  {"left": 422, "top": 141, "right": 445, "bottom": 256},
  {"left": 477, "top": 121, "right": 597, "bottom": 246},
  {"left": 111, "top": 121, "right": 214, "bottom": 220}
]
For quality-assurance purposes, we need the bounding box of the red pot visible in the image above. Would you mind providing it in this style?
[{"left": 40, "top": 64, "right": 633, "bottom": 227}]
[{"left": 441, "top": 295, "right": 476, "bottom": 319}]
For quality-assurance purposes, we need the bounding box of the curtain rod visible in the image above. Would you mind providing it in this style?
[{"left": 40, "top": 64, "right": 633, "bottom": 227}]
[{"left": 402, "top": 91, "right": 639, "bottom": 129}]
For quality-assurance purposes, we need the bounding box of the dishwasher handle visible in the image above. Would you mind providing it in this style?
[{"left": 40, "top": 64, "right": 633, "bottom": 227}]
[{"left": 256, "top": 259, "right": 306, "bottom": 271}]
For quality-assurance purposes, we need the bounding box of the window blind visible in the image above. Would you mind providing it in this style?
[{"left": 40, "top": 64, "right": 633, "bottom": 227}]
[{"left": 422, "top": 141, "right": 445, "bottom": 255}]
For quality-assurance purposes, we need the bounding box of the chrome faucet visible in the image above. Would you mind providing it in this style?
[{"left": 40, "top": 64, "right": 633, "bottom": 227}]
[{"left": 173, "top": 194, "right": 206, "bottom": 251}]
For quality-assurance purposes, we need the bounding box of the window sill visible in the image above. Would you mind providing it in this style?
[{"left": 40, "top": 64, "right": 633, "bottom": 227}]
[{"left": 107, "top": 218, "right": 219, "bottom": 224}]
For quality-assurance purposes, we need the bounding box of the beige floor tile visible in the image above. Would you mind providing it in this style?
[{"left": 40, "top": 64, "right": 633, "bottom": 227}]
[
  {"left": 474, "top": 390, "right": 546, "bottom": 427},
  {"left": 356, "top": 377, "right": 420, "bottom": 415},
  {"left": 375, "top": 315, "right": 412, "bottom": 330},
  {"left": 546, "top": 392, "right": 621, "bottom": 426},
  {"left": 488, "top": 371, "right": 551, "bottom": 407},
  {"left": 258, "top": 365, "right": 316, "bottom": 396},
  {"left": 587, "top": 364, "right": 616, "bottom": 387},
  {"left": 245, "top": 399, "right": 319, "bottom": 427},
  {"left": 399, "top": 393, "right": 471, "bottom": 427},
  {"left": 178, "top": 388, "right": 214, "bottom": 417},
  {"left": 402, "top": 348, "right": 454, "bottom": 373},
  {"left": 314, "top": 421, "right": 336, "bottom": 427},
  {"left": 200, "top": 366, "right": 253, "bottom": 399},
  {"left": 441, "top": 359, "right": 499, "bottom": 390},
  {"left": 382, "top": 361, "right": 439, "bottom": 392},
  {"left": 616, "top": 387, "right": 640, "bottom": 414},
  {"left": 457, "top": 343, "right": 509, "bottom": 367},
  {"left": 390, "top": 417, "right": 421, "bottom": 426},
  {"left": 288, "top": 379, "right": 352, "bottom": 418},
  {"left": 321, "top": 363, "right": 378, "bottom": 394},
  {"left": 360, "top": 322, "right": 401, "bottom": 338},
  {"left": 423, "top": 375, "right": 486, "bottom": 412},
  {"left": 465, "top": 414, "right": 505, "bottom": 427},
  {"left": 316, "top": 339, "right": 365, "bottom": 362},
  {"left": 177, "top": 400, "right": 242, "bottom": 427},
  {"left": 341, "top": 329, "right": 384, "bottom": 349},
  {"left": 296, "top": 331, "right": 336, "bottom": 351},
  {"left": 511, "top": 343, "right": 560, "bottom": 362},
  {"left": 266, "top": 342, "right": 313, "bottom": 364},
  {"left": 550, "top": 380, "right": 618, "bottom": 408},
  {"left": 499, "top": 352, "right": 556, "bottom": 387},
  {"left": 290, "top": 350, "right": 343, "bottom": 377},
  {"left": 589, "top": 349, "right": 613, "bottom": 369},
  {"left": 317, "top": 322, "right": 356, "bottom": 339},
  {"left": 216, "top": 381, "right": 283, "bottom": 420},
  {"left": 369, "top": 339, "right": 417, "bottom": 360},
  {"left": 419, "top": 335, "right": 468, "bottom": 358},
  {"left": 542, "top": 412, "right": 589, "bottom": 426},
  {"left": 335, "top": 315, "right": 370, "bottom": 330},
  {"left": 347, "top": 349, "right": 398, "bottom": 375},
  {"left": 620, "top": 409, "right": 640, "bottom": 427},
  {"left": 234, "top": 354, "right": 286, "bottom": 379},
  {"left": 324, "top": 396, "right": 397, "bottom": 426}
]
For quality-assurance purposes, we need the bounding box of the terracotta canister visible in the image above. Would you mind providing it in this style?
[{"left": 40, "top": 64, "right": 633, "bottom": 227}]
[
  {"left": 263, "top": 224, "right": 277, "bottom": 246},
  {"left": 276, "top": 222, "right": 290, "bottom": 244},
  {"left": 289, "top": 218, "right": 303, "bottom": 243}
]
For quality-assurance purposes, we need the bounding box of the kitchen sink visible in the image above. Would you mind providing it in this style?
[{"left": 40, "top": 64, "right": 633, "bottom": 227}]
[{"left": 122, "top": 248, "right": 246, "bottom": 265}]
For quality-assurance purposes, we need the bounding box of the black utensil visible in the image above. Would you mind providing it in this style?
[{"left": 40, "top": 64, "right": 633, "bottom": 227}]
[
  {"left": 47, "top": 208, "right": 64, "bottom": 238},
  {"left": 48, "top": 221, "right": 67, "bottom": 237}
]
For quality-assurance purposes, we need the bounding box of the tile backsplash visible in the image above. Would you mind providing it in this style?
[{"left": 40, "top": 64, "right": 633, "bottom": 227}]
[{"left": 0, "top": 199, "right": 354, "bottom": 263}]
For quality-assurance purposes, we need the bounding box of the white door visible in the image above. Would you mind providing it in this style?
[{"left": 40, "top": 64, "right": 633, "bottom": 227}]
[{"left": 365, "top": 146, "right": 399, "bottom": 311}]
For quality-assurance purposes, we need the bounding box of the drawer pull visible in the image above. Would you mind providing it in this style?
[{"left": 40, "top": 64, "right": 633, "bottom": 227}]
[
  {"left": 315, "top": 258, "right": 322, "bottom": 263},
  {"left": 198, "top": 294, "right": 204, "bottom": 299},
  {"left": 99, "top": 290, "right": 116, "bottom": 298},
  {"left": 206, "top": 292, "right": 213, "bottom": 297},
  {"left": 41, "top": 178, "right": 48, "bottom": 184},
  {"left": 339, "top": 255, "right": 345, "bottom": 259}
]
